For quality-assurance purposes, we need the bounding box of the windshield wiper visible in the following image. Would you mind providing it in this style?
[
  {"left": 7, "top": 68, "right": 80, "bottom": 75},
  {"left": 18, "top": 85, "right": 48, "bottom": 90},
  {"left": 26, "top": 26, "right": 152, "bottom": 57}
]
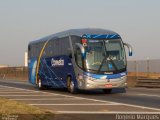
[
  {"left": 97, "top": 40, "right": 118, "bottom": 73},
  {"left": 97, "top": 55, "right": 108, "bottom": 73}
]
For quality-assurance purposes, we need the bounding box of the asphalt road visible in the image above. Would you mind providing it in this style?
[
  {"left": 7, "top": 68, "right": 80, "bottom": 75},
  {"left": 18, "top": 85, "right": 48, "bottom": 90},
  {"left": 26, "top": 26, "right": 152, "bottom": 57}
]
[{"left": 0, "top": 79, "right": 160, "bottom": 120}]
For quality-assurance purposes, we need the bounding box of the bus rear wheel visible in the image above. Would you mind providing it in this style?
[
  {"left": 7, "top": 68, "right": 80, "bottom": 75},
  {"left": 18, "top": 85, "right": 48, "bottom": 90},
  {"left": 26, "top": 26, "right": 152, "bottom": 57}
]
[
  {"left": 67, "top": 77, "right": 77, "bottom": 94},
  {"left": 103, "top": 89, "right": 112, "bottom": 94}
]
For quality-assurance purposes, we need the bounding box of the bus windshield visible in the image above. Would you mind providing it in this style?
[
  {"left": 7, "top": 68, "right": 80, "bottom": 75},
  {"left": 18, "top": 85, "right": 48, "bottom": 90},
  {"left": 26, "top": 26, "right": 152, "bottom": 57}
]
[{"left": 85, "top": 39, "right": 126, "bottom": 73}]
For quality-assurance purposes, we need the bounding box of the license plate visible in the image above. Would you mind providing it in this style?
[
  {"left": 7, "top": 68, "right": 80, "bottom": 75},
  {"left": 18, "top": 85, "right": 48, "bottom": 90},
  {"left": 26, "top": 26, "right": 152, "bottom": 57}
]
[{"left": 105, "top": 84, "right": 112, "bottom": 88}]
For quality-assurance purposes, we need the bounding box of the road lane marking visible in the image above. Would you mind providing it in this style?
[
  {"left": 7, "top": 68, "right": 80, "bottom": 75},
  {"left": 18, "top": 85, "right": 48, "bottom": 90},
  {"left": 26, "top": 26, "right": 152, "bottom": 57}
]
[
  {"left": 138, "top": 94, "right": 160, "bottom": 98},
  {"left": 0, "top": 85, "right": 160, "bottom": 111},
  {"left": 10, "top": 98, "right": 83, "bottom": 100},
  {"left": 117, "top": 103, "right": 160, "bottom": 111},
  {"left": 0, "top": 88, "right": 13, "bottom": 89},
  {"left": 57, "top": 111, "right": 160, "bottom": 114},
  {"left": 0, "top": 95, "right": 57, "bottom": 96},
  {"left": 0, "top": 89, "right": 26, "bottom": 91},
  {"left": 0, "top": 90, "right": 30, "bottom": 92},
  {"left": 0, "top": 92, "right": 34, "bottom": 93},
  {"left": 30, "top": 103, "right": 120, "bottom": 106},
  {"left": 0, "top": 80, "right": 29, "bottom": 84},
  {"left": 0, "top": 87, "right": 10, "bottom": 89},
  {"left": 0, "top": 85, "right": 114, "bottom": 103}
]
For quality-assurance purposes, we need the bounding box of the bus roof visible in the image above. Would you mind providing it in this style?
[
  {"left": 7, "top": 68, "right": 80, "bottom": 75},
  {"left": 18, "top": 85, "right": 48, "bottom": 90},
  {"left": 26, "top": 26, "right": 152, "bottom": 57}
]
[{"left": 29, "top": 28, "right": 119, "bottom": 45}]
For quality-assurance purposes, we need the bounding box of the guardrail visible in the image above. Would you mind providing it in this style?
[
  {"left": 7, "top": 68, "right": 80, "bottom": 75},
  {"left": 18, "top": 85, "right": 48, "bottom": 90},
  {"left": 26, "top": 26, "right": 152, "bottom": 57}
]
[
  {"left": 136, "top": 78, "right": 160, "bottom": 88},
  {"left": 0, "top": 67, "right": 160, "bottom": 88},
  {"left": 0, "top": 67, "right": 28, "bottom": 80}
]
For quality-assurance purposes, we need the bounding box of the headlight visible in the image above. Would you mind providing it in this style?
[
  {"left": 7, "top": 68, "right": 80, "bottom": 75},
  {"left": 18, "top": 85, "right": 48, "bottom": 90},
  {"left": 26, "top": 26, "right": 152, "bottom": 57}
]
[
  {"left": 83, "top": 75, "right": 94, "bottom": 81},
  {"left": 121, "top": 76, "right": 126, "bottom": 80}
]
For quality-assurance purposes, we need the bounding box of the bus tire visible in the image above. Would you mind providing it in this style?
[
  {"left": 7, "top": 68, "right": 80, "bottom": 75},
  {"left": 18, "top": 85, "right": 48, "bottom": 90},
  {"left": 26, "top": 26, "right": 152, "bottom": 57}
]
[
  {"left": 103, "top": 89, "right": 112, "bottom": 94},
  {"left": 37, "top": 78, "right": 44, "bottom": 90},
  {"left": 67, "top": 76, "right": 77, "bottom": 94}
]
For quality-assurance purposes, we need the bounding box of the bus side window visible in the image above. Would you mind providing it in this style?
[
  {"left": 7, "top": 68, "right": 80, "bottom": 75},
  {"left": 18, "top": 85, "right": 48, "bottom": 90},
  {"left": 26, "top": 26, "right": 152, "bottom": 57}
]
[
  {"left": 45, "top": 42, "right": 52, "bottom": 57},
  {"left": 28, "top": 45, "right": 31, "bottom": 51},
  {"left": 75, "top": 47, "right": 82, "bottom": 68},
  {"left": 35, "top": 44, "right": 39, "bottom": 58},
  {"left": 61, "top": 37, "right": 70, "bottom": 56},
  {"left": 53, "top": 39, "right": 59, "bottom": 56},
  {"left": 31, "top": 45, "right": 34, "bottom": 58}
]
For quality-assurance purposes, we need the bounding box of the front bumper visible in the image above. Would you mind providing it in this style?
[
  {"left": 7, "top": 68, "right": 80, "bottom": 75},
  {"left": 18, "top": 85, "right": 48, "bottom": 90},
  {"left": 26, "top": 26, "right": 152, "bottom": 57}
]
[{"left": 78, "top": 76, "right": 127, "bottom": 90}]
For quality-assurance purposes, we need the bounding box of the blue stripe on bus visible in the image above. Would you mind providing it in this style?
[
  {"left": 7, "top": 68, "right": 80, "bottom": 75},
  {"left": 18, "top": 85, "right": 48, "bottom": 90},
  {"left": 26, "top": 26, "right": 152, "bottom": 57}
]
[
  {"left": 84, "top": 72, "right": 126, "bottom": 79},
  {"left": 84, "top": 34, "right": 120, "bottom": 39}
]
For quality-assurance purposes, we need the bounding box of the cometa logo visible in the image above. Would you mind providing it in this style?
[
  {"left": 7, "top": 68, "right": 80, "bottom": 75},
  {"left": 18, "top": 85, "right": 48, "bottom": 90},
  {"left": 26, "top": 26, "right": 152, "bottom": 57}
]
[{"left": 51, "top": 58, "right": 64, "bottom": 66}]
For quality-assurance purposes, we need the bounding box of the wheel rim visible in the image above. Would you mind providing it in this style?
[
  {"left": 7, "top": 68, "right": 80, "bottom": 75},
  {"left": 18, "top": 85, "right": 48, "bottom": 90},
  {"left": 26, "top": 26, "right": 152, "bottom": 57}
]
[
  {"left": 69, "top": 81, "right": 74, "bottom": 92},
  {"left": 38, "top": 79, "right": 41, "bottom": 88}
]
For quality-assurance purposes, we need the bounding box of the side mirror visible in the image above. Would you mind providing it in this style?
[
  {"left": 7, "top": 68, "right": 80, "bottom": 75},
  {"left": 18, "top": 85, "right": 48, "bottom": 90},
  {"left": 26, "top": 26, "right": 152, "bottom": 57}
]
[
  {"left": 75, "top": 43, "right": 86, "bottom": 58},
  {"left": 124, "top": 43, "right": 133, "bottom": 56},
  {"left": 75, "top": 43, "right": 85, "bottom": 53}
]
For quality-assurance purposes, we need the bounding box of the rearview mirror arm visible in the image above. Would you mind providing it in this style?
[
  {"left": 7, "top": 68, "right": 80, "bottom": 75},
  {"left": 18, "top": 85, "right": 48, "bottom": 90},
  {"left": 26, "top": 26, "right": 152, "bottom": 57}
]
[{"left": 124, "top": 43, "right": 133, "bottom": 56}]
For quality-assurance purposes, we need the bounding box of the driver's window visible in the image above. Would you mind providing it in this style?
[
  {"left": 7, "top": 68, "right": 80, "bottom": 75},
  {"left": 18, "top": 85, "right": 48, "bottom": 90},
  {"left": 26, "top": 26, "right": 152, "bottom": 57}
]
[{"left": 75, "top": 47, "right": 82, "bottom": 68}]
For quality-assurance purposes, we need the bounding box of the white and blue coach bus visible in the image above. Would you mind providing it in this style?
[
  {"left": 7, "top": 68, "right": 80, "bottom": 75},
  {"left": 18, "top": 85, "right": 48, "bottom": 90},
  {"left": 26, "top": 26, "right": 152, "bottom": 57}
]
[{"left": 28, "top": 28, "right": 132, "bottom": 93}]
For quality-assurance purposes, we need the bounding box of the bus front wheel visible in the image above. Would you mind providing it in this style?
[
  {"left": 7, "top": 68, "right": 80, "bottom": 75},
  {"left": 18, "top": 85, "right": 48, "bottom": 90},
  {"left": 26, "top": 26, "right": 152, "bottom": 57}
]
[{"left": 67, "top": 77, "right": 77, "bottom": 94}]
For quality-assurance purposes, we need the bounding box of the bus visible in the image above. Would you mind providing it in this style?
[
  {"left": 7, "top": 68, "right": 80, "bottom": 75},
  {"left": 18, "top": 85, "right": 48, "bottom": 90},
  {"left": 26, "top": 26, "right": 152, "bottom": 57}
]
[{"left": 28, "top": 28, "right": 132, "bottom": 93}]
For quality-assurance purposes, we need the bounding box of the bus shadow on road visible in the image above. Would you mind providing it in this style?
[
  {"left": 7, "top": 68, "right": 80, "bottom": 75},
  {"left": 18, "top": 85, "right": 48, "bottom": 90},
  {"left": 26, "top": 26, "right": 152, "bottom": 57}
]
[
  {"left": 77, "top": 88, "right": 126, "bottom": 95},
  {"left": 42, "top": 87, "right": 126, "bottom": 95}
]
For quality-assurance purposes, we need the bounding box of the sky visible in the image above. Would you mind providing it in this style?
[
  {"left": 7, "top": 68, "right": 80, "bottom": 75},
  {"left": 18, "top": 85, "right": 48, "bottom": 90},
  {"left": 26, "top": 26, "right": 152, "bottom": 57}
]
[{"left": 0, "top": 0, "right": 160, "bottom": 66}]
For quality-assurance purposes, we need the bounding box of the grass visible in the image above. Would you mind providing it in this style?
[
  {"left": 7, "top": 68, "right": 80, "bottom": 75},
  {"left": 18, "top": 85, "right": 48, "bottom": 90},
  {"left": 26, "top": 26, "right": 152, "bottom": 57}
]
[{"left": 0, "top": 97, "right": 54, "bottom": 120}]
